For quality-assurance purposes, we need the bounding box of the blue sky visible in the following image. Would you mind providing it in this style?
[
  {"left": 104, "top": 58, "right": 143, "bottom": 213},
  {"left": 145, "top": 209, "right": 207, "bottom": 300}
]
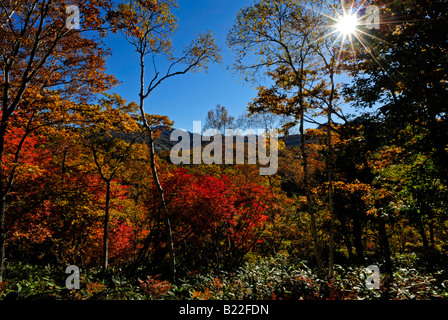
[
  {"left": 102, "top": 0, "right": 363, "bottom": 132},
  {"left": 103, "top": 0, "right": 258, "bottom": 132}
]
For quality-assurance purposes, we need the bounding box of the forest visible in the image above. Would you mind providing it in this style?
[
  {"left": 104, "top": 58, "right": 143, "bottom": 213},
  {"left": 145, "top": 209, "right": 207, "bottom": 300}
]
[{"left": 0, "top": 0, "right": 447, "bottom": 302}]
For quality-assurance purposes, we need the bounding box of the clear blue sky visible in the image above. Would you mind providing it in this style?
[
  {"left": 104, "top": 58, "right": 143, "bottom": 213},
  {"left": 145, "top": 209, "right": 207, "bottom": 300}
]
[{"left": 104, "top": 0, "right": 257, "bottom": 132}]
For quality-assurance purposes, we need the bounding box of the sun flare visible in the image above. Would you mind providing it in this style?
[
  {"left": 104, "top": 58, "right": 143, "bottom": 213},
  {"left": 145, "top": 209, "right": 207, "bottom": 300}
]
[
  {"left": 309, "top": 1, "right": 389, "bottom": 77},
  {"left": 335, "top": 13, "right": 359, "bottom": 36}
]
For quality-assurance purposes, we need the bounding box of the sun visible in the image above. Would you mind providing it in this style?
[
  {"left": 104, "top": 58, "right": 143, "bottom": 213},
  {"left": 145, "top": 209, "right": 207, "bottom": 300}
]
[
  {"left": 335, "top": 13, "right": 359, "bottom": 36},
  {"left": 308, "top": 1, "right": 389, "bottom": 76}
]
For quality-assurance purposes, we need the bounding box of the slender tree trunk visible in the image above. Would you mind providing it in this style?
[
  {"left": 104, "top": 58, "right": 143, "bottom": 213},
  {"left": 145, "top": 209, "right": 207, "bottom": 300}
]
[
  {"left": 0, "top": 130, "right": 7, "bottom": 282},
  {"left": 340, "top": 217, "right": 354, "bottom": 261},
  {"left": 146, "top": 127, "right": 176, "bottom": 283},
  {"left": 429, "top": 221, "right": 435, "bottom": 248},
  {"left": 61, "top": 147, "right": 68, "bottom": 183},
  {"left": 378, "top": 218, "right": 393, "bottom": 298},
  {"left": 416, "top": 219, "right": 429, "bottom": 250},
  {"left": 378, "top": 219, "right": 392, "bottom": 272},
  {"left": 327, "top": 68, "right": 336, "bottom": 280},
  {"left": 0, "top": 196, "right": 6, "bottom": 283},
  {"left": 300, "top": 107, "right": 323, "bottom": 272},
  {"left": 102, "top": 180, "right": 111, "bottom": 270},
  {"left": 295, "top": 59, "right": 324, "bottom": 272},
  {"left": 327, "top": 107, "right": 335, "bottom": 279},
  {"left": 352, "top": 214, "right": 364, "bottom": 263},
  {"left": 138, "top": 53, "right": 176, "bottom": 283}
]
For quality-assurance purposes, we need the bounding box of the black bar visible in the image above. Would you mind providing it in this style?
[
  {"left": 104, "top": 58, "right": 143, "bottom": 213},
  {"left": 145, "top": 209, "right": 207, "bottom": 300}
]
[{"left": 1, "top": 300, "right": 447, "bottom": 319}]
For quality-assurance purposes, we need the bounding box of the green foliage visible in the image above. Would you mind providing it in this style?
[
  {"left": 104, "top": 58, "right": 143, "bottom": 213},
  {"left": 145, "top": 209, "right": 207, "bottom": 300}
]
[
  {"left": 1, "top": 253, "right": 447, "bottom": 300},
  {"left": 168, "top": 253, "right": 448, "bottom": 300},
  {"left": 0, "top": 262, "right": 64, "bottom": 299},
  {"left": 0, "top": 262, "right": 148, "bottom": 300}
]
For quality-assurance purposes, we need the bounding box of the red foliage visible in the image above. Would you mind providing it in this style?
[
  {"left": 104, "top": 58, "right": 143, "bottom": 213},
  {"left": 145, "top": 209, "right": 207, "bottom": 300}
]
[
  {"left": 3, "top": 115, "right": 275, "bottom": 269},
  {"left": 4, "top": 123, "right": 54, "bottom": 253},
  {"left": 160, "top": 168, "right": 270, "bottom": 267}
]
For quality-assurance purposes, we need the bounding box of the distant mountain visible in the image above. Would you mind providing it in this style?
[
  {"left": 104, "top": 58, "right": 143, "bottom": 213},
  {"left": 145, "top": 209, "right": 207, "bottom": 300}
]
[
  {"left": 113, "top": 127, "right": 302, "bottom": 153},
  {"left": 282, "top": 134, "right": 301, "bottom": 148},
  {"left": 111, "top": 127, "right": 203, "bottom": 152}
]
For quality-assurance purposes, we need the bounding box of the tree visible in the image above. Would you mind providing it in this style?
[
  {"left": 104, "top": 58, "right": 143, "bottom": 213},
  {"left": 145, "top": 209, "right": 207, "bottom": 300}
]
[
  {"left": 83, "top": 94, "right": 142, "bottom": 270},
  {"left": 235, "top": 109, "right": 293, "bottom": 134},
  {"left": 344, "top": 0, "right": 448, "bottom": 184},
  {"left": 340, "top": 0, "right": 448, "bottom": 284},
  {"left": 203, "top": 104, "right": 235, "bottom": 135},
  {"left": 0, "top": 0, "right": 117, "bottom": 282},
  {"left": 0, "top": 115, "right": 54, "bottom": 260},
  {"left": 228, "top": 0, "right": 323, "bottom": 271},
  {"left": 109, "top": 0, "right": 221, "bottom": 282},
  {"left": 312, "top": 31, "right": 344, "bottom": 279},
  {"left": 228, "top": 0, "right": 350, "bottom": 273}
]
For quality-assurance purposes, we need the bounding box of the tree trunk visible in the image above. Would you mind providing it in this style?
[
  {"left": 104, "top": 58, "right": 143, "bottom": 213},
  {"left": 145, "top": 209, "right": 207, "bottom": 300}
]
[
  {"left": 327, "top": 70, "right": 336, "bottom": 280},
  {"left": 146, "top": 127, "right": 176, "bottom": 283},
  {"left": 340, "top": 217, "right": 354, "bottom": 261},
  {"left": 0, "top": 196, "right": 6, "bottom": 283},
  {"left": 0, "top": 128, "right": 7, "bottom": 282},
  {"left": 138, "top": 52, "right": 176, "bottom": 283},
  {"left": 416, "top": 219, "right": 429, "bottom": 250},
  {"left": 300, "top": 107, "right": 323, "bottom": 272},
  {"left": 352, "top": 214, "right": 364, "bottom": 263},
  {"left": 378, "top": 218, "right": 393, "bottom": 298},
  {"left": 102, "top": 180, "right": 111, "bottom": 270},
  {"left": 61, "top": 147, "right": 68, "bottom": 183},
  {"left": 378, "top": 219, "right": 392, "bottom": 273},
  {"left": 327, "top": 115, "right": 335, "bottom": 280},
  {"left": 429, "top": 221, "right": 435, "bottom": 248}
]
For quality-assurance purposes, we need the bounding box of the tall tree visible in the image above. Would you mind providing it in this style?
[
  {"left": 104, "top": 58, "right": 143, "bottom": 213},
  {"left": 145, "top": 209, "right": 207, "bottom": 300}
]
[
  {"left": 341, "top": 0, "right": 447, "bottom": 283},
  {"left": 228, "top": 0, "right": 323, "bottom": 271},
  {"left": 109, "top": 0, "right": 221, "bottom": 282},
  {"left": 0, "top": 0, "right": 116, "bottom": 281},
  {"left": 312, "top": 33, "right": 344, "bottom": 279},
  {"left": 83, "top": 94, "right": 143, "bottom": 270},
  {"left": 344, "top": 0, "right": 448, "bottom": 184},
  {"left": 227, "top": 0, "right": 347, "bottom": 272}
]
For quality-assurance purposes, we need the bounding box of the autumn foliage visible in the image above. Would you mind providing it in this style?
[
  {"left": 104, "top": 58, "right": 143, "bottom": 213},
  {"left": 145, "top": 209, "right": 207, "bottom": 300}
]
[
  {"left": 0, "top": 0, "right": 447, "bottom": 302},
  {"left": 160, "top": 168, "right": 270, "bottom": 269}
]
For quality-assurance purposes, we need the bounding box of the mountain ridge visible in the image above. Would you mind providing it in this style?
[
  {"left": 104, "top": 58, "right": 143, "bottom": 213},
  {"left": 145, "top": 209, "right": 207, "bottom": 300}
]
[{"left": 112, "top": 127, "right": 302, "bottom": 152}]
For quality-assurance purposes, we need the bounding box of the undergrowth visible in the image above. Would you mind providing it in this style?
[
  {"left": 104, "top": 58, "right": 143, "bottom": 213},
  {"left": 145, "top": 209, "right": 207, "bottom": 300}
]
[{"left": 1, "top": 253, "right": 447, "bottom": 300}]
